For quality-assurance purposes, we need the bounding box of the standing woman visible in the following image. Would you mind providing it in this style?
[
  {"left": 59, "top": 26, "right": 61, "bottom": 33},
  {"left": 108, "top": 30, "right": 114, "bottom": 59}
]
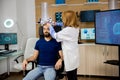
[{"left": 47, "top": 10, "right": 80, "bottom": 80}]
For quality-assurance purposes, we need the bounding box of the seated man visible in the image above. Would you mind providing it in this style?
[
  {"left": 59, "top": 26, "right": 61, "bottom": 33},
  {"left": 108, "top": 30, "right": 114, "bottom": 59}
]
[{"left": 22, "top": 23, "right": 63, "bottom": 80}]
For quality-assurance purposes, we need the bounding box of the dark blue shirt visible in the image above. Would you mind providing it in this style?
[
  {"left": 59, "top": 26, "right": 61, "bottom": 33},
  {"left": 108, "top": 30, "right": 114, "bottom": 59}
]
[{"left": 35, "top": 38, "right": 61, "bottom": 66}]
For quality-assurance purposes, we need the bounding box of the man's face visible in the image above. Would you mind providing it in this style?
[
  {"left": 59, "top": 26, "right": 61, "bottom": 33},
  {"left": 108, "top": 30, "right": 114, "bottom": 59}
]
[{"left": 43, "top": 25, "right": 50, "bottom": 37}]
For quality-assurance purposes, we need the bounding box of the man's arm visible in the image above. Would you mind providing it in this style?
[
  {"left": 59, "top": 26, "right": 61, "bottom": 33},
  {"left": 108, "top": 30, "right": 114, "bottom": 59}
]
[
  {"left": 22, "top": 50, "right": 39, "bottom": 70},
  {"left": 58, "top": 50, "right": 63, "bottom": 61},
  {"left": 55, "top": 50, "right": 63, "bottom": 70}
]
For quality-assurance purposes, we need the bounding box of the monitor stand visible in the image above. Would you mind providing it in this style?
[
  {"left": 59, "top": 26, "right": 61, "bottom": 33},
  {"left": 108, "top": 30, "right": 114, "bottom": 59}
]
[
  {"left": 104, "top": 46, "right": 119, "bottom": 79},
  {"left": 5, "top": 44, "right": 9, "bottom": 50}
]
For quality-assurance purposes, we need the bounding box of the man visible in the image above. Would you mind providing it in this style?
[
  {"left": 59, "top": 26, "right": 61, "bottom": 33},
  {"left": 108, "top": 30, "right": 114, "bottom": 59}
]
[{"left": 22, "top": 23, "right": 63, "bottom": 80}]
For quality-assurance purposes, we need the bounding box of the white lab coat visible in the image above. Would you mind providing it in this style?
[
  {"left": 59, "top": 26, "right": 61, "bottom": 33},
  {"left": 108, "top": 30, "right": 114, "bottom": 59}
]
[{"left": 54, "top": 27, "right": 80, "bottom": 71}]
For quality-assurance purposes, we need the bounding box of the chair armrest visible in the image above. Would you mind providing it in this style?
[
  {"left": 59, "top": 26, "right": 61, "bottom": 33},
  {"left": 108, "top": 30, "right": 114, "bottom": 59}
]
[
  {"left": 56, "top": 61, "right": 64, "bottom": 79},
  {"left": 28, "top": 61, "right": 37, "bottom": 64},
  {"left": 14, "top": 55, "right": 24, "bottom": 63},
  {"left": 28, "top": 60, "right": 37, "bottom": 69}
]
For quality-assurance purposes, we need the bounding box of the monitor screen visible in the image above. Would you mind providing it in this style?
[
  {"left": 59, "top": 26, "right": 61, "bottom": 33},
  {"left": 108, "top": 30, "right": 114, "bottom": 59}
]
[
  {"left": 80, "top": 28, "right": 95, "bottom": 40},
  {"left": 55, "top": 12, "right": 62, "bottom": 22},
  {"left": 80, "top": 10, "right": 100, "bottom": 22},
  {"left": 95, "top": 9, "right": 120, "bottom": 46},
  {"left": 0, "top": 33, "right": 17, "bottom": 45}
]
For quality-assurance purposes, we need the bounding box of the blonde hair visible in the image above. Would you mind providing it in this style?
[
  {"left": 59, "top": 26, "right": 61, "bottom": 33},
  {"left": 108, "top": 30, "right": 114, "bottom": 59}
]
[{"left": 62, "top": 10, "right": 79, "bottom": 28}]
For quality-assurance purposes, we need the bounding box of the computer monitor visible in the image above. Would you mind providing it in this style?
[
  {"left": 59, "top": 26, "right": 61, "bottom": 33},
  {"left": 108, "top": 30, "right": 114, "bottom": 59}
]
[
  {"left": 79, "top": 28, "right": 95, "bottom": 43},
  {"left": 95, "top": 9, "right": 120, "bottom": 46},
  {"left": 0, "top": 33, "right": 17, "bottom": 50},
  {"left": 95, "top": 9, "right": 120, "bottom": 70},
  {"left": 55, "top": 12, "right": 62, "bottom": 22},
  {"left": 80, "top": 10, "right": 100, "bottom": 22}
]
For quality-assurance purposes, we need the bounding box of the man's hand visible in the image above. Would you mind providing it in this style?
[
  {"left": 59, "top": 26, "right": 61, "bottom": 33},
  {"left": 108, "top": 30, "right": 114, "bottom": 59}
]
[
  {"left": 55, "top": 59, "right": 62, "bottom": 70},
  {"left": 22, "top": 59, "right": 28, "bottom": 70}
]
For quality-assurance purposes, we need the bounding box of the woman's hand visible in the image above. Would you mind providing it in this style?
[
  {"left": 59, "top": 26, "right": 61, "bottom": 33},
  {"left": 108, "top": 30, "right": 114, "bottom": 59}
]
[{"left": 46, "top": 21, "right": 56, "bottom": 27}]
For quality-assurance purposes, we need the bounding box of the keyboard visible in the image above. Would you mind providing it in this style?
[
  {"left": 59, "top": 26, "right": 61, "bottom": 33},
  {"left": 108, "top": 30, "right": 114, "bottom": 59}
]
[
  {"left": 0, "top": 49, "right": 7, "bottom": 52},
  {"left": 0, "top": 50, "right": 17, "bottom": 56}
]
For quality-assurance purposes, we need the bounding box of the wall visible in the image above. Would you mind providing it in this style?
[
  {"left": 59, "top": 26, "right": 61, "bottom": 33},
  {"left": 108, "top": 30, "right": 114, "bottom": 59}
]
[
  {"left": 0, "top": 0, "right": 17, "bottom": 50},
  {"left": 35, "top": 0, "right": 120, "bottom": 40},
  {"left": 0, "top": 0, "right": 17, "bottom": 74},
  {"left": 16, "top": 0, "right": 36, "bottom": 50},
  {"left": 35, "top": 0, "right": 106, "bottom": 37},
  {"left": 0, "top": 0, "right": 36, "bottom": 74}
]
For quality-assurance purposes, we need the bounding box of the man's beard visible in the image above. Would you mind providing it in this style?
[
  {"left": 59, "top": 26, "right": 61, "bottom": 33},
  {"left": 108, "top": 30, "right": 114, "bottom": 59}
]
[{"left": 44, "top": 33, "right": 50, "bottom": 37}]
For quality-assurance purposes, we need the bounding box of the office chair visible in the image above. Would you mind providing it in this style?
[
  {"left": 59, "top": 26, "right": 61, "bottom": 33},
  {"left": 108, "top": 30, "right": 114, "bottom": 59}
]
[
  {"left": 39, "top": 25, "right": 62, "bottom": 38},
  {"left": 13, "top": 37, "right": 65, "bottom": 80},
  {"left": 14, "top": 25, "right": 65, "bottom": 80},
  {"left": 14, "top": 38, "right": 39, "bottom": 76}
]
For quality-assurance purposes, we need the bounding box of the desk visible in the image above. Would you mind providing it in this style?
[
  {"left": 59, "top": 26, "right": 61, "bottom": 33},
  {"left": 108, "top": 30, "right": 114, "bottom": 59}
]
[
  {"left": 0, "top": 56, "right": 7, "bottom": 61},
  {"left": 0, "top": 50, "right": 24, "bottom": 75}
]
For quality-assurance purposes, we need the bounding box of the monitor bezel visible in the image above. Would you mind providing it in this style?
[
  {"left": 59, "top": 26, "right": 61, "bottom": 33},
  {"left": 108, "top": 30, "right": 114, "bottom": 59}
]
[
  {"left": 80, "top": 10, "right": 100, "bottom": 22},
  {"left": 95, "top": 9, "right": 120, "bottom": 46},
  {"left": 0, "top": 33, "right": 17, "bottom": 45}
]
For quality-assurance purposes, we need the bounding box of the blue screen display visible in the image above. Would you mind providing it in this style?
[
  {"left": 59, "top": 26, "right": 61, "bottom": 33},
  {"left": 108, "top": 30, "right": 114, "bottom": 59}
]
[
  {"left": 81, "top": 28, "right": 95, "bottom": 40},
  {"left": 0, "top": 33, "right": 17, "bottom": 45},
  {"left": 95, "top": 9, "right": 120, "bottom": 46}
]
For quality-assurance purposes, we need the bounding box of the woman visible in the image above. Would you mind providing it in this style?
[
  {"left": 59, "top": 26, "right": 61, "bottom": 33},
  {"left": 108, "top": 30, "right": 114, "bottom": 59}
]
[{"left": 47, "top": 10, "right": 80, "bottom": 80}]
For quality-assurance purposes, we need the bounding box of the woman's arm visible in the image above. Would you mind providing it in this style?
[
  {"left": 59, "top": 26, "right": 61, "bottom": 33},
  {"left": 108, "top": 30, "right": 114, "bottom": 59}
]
[
  {"left": 49, "top": 25, "right": 57, "bottom": 39},
  {"left": 48, "top": 23, "right": 78, "bottom": 42}
]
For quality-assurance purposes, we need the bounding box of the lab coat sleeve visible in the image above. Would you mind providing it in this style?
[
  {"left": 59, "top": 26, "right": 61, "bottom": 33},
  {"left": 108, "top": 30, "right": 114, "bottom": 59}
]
[
  {"left": 49, "top": 26, "right": 73, "bottom": 42},
  {"left": 49, "top": 26, "right": 57, "bottom": 39},
  {"left": 55, "top": 28, "right": 72, "bottom": 42}
]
